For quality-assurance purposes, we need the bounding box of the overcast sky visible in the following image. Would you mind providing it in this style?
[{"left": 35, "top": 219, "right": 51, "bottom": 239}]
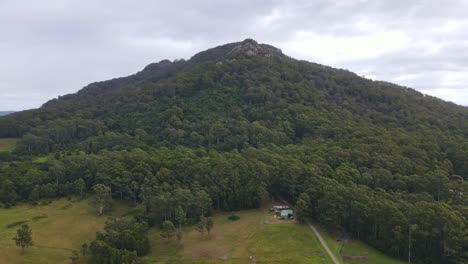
[{"left": 1, "top": 0, "right": 467, "bottom": 110}]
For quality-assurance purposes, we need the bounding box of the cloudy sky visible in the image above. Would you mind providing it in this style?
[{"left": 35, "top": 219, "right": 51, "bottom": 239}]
[{"left": 1, "top": 0, "right": 467, "bottom": 110}]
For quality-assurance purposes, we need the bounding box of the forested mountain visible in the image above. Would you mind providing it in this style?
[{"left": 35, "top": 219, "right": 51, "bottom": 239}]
[
  {"left": 0, "top": 39, "right": 467, "bottom": 263},
  {"left": 0, "top": 111, "right": 15, "bottom": 116}
]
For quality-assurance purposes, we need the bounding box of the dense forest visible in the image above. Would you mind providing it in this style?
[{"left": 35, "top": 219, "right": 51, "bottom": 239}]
[{"left": 0, "top": 39, "right": 467, "bottom": 264}]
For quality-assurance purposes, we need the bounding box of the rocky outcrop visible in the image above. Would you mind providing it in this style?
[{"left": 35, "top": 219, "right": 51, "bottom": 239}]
[
  {"left": 189, "top": 39, "right": 285, "bottom": 63},
  {"left": 225, "top": 39, "right": 283, "bottom": 59}
]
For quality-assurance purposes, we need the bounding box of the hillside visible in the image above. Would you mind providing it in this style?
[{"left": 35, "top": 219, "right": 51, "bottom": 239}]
[
  {"left": 0, "top": 39, "right": 467, "bottom": 264},
  {"left": 0, "top": 111, "right": 15, "bottom": 116}
]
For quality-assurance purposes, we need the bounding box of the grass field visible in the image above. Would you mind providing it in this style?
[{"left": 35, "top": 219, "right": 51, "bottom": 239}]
[
  {"left": 341, "top": 240, "right": 405, "bottom": 264},
  {"left": 0, "top": 198, "right": 133, "bottom": 264},
  {"left": 0, "top": 199, "right": 405, "bottom": 264},
  {"left": 0, "top": 138, "right": 17, "bottom": 152},
  {"left": 33, "top": 156, "right": 48, "bottom": 163},
  {"left": 144, "top": 207, "right": 334, "bottom": 264},
  {"left": 312, "top": 223, "right": 405, "bottom": 264}
]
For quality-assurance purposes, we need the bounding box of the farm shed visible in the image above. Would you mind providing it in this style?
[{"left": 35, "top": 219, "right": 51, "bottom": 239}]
[{"left": 280, "top": 209, "right": 293, "bottom": 220}]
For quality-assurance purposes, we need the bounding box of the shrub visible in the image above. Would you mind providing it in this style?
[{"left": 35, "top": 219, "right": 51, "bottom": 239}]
[
  {"left": 32, "top": 215, "right": 47, "bottom": 221},
  {"left": 6, "top": 220, "right": 29, "bottom": 228},
  {"left": 228, "top": 214, "right": 240, "bottom": 221}
]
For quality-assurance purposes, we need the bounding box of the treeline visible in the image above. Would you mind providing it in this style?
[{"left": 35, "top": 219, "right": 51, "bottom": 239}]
[{"left": 0, "top": 148, "right": 265, "bottom": 211}]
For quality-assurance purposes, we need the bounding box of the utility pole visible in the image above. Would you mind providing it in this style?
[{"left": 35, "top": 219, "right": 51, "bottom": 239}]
[{"left": 408, "top": 226, "right": 411, "bottom": 264}]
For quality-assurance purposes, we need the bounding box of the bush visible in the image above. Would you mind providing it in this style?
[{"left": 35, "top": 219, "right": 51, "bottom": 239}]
[
  {"left": 228, "top": 214, "right": 240, "bottom": 221},
  {"left": 32, "top": 215, "right": 47, "bottom": 221},
  {"left": 39, "top": 200, "right": 52, "bottom": 206},
  {"left": 6, "top": 220, "right": 29, "bottom": 228}
]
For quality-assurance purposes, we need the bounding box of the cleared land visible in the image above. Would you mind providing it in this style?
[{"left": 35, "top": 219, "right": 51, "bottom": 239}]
[
  {"left": 341, "top": 240, "right": 405, "bottom": 264},
  {"left": 0, "top": 138, "right": 17, "bottom": 152},
  {"left": 0, "top": 198, "right": 133, "bottom": 264},
  {"left": 0, "top": 199, "right": 405, "bottom": 264},
  {"left": 145, "top": 206, "right": 334, "bottom": 264},
  {"left": 311, "top": 223, "right": 405, "bottom": 264},
  {"left": 307, "top": 221, "right": 340, "bottom": 264}
]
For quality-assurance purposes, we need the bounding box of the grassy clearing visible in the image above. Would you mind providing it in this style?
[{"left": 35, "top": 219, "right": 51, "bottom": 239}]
[
  {"left": 33, "top": 156, "right": 48, "bottom": 163},
  {"left": 0, "top": 198, "right": 133, "bottom": 264},
  {"left": 0, "top": 138, "right": 17, "bottom": 152},
  {"left": 311, "top": 223, "right": 344, "bottom": 264},
  {"left": 312, "top": 223, "right": 404, "bottom": 264},
  {"left": 144, "top": 207, "right": 333, "bottom": 264},
  {"left": 341, "top": 240, "right": 405, "bottom": 264}
]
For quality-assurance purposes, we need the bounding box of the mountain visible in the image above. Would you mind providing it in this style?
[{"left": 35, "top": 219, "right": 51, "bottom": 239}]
[
  {"left": 0, "top": 111, "right": 14, "bottom": 116},
  {"left": 0, "top": 39, "right": 467, "bottom": 263}
]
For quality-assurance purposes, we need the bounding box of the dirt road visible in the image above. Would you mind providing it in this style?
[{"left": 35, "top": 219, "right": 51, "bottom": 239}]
[{"left": 307, "top": 221, "right": 341, "bottom": 264}]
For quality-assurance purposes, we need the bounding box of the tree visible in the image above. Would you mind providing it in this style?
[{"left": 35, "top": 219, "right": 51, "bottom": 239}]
[
  {"left": 81, "top": 243, "right": 88, "bottom": 256},
  {"left": 194, "top": 190, "right": 212, "bottom": 216},
  {"left": 49, "top": 160, "right": 65, "bottom": 185},
  {"left": 295, "top": 193, "right": 310, "bottom": 222},
  {"left": 89, "top": 218, "right": 149, "bottom": 262},
  {"left": 91, "top": 184, "right": 112, "bottom": 215},
  {"left": 176, "top": 230, "right": 183, "bottom": 243},
  {"left": 161, "top": 220, "right": 176, "bottom": 242},
  {"left": 408, "top": 224, "right": 418, "bottom": 264},
  {"left": 196, "top": 215, "right": 207, "bottom": 237},
  {"left": 206, "top": 217, "right": 214, "bottom": 235},
  {"left": 74, "top": 179, "right": 86, "bottom": 198},
  {"left": 174, "top": 206, "right": 186, "bottom": 231},
  {"left": 13, "top": 224, "right": 33, "bottom": 253}
]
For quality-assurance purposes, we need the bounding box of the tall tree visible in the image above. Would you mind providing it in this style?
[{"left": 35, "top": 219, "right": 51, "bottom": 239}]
[
  {"left": 176, "top": 230, "right": 183, "bottom": 243},
  {"left": 91, "top": 184, "right": 112, "bottom": 215},
  {"left": 48, "top": 160, "right": 65, "bottom": 185},
  {"left": 174, "top": 206, "right": 186, "bottom": 231},
  {"left": 74, "top": 178, "right": 86, "bottom": 198},
  {"left": 194, "top": 190, "right": 212, "bottom": 216},
  {"left": 295, "top": 193, "right": 310, "bottom": 222},
  {"left": 196, "top": 215, "right": 207, "bottom": 237},
  {"left": 206, "top": 217, "right": 214, "bottom": 235}
]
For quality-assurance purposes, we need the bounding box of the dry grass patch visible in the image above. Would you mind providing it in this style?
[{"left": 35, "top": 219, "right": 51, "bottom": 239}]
[
  {"left": 145, "top": 208, "right": 333, "bottom": 264},
  {"left": 0, "top": 198, "right": 133, "bottom": 264}
]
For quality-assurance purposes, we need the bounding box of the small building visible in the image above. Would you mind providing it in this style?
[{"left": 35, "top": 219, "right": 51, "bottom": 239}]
[
  {"left": 271, "top": 205, "right": 290, "bottom": 213},
  {"left": 280, "top": 209, "right": 293, "bottom": 220}
]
